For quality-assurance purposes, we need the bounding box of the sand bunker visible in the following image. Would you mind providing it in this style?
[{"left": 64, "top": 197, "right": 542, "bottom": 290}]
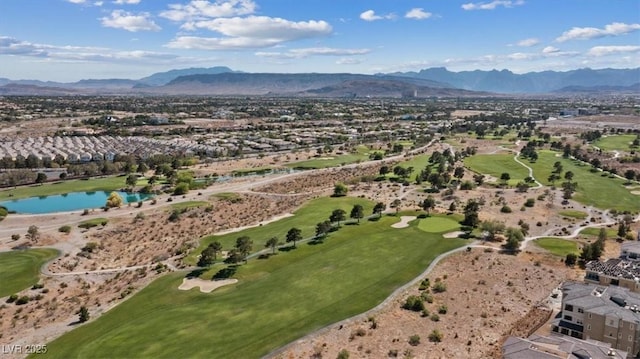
[
  {"left": 443, "top": 231, "right": 464, "bottom": 238},
  {"left": 391, "top": 216, "right": 417, "bottom": 228},
  {"left": 631, "top": 191, "right": 640, "bottom": 195},
  {"left": 178, "top": 278, "right": 238, "bottom": 293}
]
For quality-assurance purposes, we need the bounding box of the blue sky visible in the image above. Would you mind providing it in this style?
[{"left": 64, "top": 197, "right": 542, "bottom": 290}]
[{"left": 0, "top": 0, "right": 639, "bottom": 81}]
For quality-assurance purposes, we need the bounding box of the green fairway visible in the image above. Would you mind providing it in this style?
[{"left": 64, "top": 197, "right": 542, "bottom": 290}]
[
  {"left": 417, "top": 215, "right": 461, "bottom": 233},
  {"left": 186, "top": 196, "right": 374, "bottom": 265},
  {"left": 580, "top": 227, "right": 617, "bottom": 238},
  {"left": 170, "top": 201, "right": 209, "bottom": 211},
  {"left": 534, "top": 238, "right": 579, "bottom": 257},
  {"left": 558, "top": 210, "right": 588, "bottom": 219},
  {"left": 528, "top": 150, "right": 640, "bottom": 212},
  {"left": 463, "top": 153, "right": 530, "bottom": 186},
  {"left": 394, "top": 154, "right": 430, "bottom": 182},
  {"left": 285, "top": 145, "right": 374, "bottom": 169},
  {"left": 593, "top": 135, "right": 638, "bottom": 152},
  {"left": 40, "top": 204, "right": 465, "bottom": 359},
  {"left": 0, "top": 176, "right": 129, "bottom": 201},
  {"left": 78, "top": 218, "right": 108, "bottom": 229},
  {"left": 0, "top": 248, "right": 59, "bottom": 297}
]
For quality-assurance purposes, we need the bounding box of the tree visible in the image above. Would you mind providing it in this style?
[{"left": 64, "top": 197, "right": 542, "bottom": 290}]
[
  {"left": 421, "top": 195, "right": 436, "bottom": 215},
  {"left": 618, "top": 221, "right": 628, "bottom": 238},
  {"left": 173, "top": 182, "right": 189, "bottom": 195},
  {"left": 78, "top": 306, "right": 90, "bottom": 323},
  {"left": 624, "top": 169, "right": 637, "bottom": 184},
  {"left": 564, "top": 171, "right": 574, "bottom": 182},
  {"left": 462, "top": 199, "right": 480, "bottom": 227},
  {"left": 265, "top": 237, "right": 278, "bottom": 254},
  {"left": 315, "top": 220, "right": 332, "bottom": 238},
  {"left": 390, "top": 199, "right": 402, "bottom": 214},
  {"left": 286, "top": 227, "right": 302, "bottom": 247},
  {"left": 105, "top": 191, "right": 124, "bottom": 208},
  {"left": 379, "top": 166, "right": 390, "bottom": 176},
  {"left": 332, "top": 183, "right": 348, "bottom": 197},
  {"left": 500, "top": 172, "right": 511, "bottom": 186},
  {"left": 373, "top": 202, "right": 386, "bottom": 218},
  {"left": 35, "top": 172, "right": 47, "bottom": 185},
  {"left": 26, "top": 225, "right": 39, "bottom": 243},
  {"left": 126, "top": 174, "right": 138, "bottom": 188},
  {"left": 350, "top": 204, "right": 364, "bottom": 223},
  {"left": 565, "top": 253, "right": 577, "bottom": 266},
  {"left": 453, "top": 166, "right": 465, "bottom": 180},
  {"left": 198, "top": 241, "right": 222, "bottom": 267},
  {"left": 235, "top": 236, "right": 253, "bottom": 263},
  {"left": 480, "top": 220, "right": 506, "bottom": 241},
  {"left": 473, "top": 174, "right": 485, "bottom": 186},
  {"left": 329, "top": 209, "right": 347, "bottom": 226}
]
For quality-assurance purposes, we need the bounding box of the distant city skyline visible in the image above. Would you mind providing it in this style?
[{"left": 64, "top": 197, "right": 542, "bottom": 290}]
[{"left": 1, "top": 0, "right": 639, "bottom": 82}]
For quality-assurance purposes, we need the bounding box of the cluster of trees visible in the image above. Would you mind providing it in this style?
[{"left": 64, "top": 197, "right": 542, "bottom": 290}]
[{"left": 478, "top": 219, "right": 525, "bottom": 252}]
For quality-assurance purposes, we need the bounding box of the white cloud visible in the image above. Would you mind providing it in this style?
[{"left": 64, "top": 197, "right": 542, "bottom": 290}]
[
  {"left": 359, "top": 10, "right": 395, "bottom": 22},
  {"left": 94, "top": 1, "right": 104, "bottom": 5},
  {"left": 516, "top": 38, "right": 539, "bottom": 47},
  {"left": 542, "top": 46, "right": 559, "bottom": 54},
  {"left": 160, "top": 0, "right": 256, "bottom": 22},
  {"left": 100, "top": 10, "right": 161, "bottom": 32},
  {"left": 587, "top": 45, "right": 640, "bottom": 57},
  {"left": 557, "top": 22, "right": 640, "bottom": 42},
  {"left": 67, "top": 0, "right": 86, "bottom": 3},
  {"left": 255, "top": 47, "right": 370, "bottom": 59},
  {"left": 462, "top": 0, "right": 524, "bottom": 11},
  {"left": 336, "top": 58, "right": 361, "bottom": 65},
  {"left": 113, "top": 0, "right": 141, "bottom": 4},
  {"left": 507, "top": 52, "right": 535, "bottom": 60},
  {"left": 168, "top": 16, "right": 331, "bottom": 49},
  {"left": 405, "top": 8, "right": 432, "bottom": 20},
  {"left": 0, "top": 36, "right": 180, "bottom": 63}
]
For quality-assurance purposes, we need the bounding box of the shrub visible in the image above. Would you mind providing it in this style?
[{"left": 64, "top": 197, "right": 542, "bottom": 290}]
[
  {"left": 408, "top": 335, "right": 421, "bottom": 346},
  {"left": 16, "top": 296, "right": 30, "bottom": 305},
  {"left": 6, "top": 294, "right": 18, "bottom": 303},
  {"left": 432, "top": 281, "right": 447, "bottom": 293},
  {"left": 402, "top": 295, "right": 425, "bottom": 312},
  {"left": 418, "top": 278, "right": 430, "bottom": 291},
  {"left": 421, "top": 292, "right": 434, "bottom": 303},
  {"left": 500, "top": 205, "right": 512, "bottom": 213},
  {"left": 438, "top": 305, "right": 448, "bottom": 314},
  {"left": 430, "top": 313, "right": 440, "bottom": 322},
  {"left": 428, "top": 330, "right": 443, "bottom": 342},
  {"left": 58, "top": 225, "right": 71, "bottom": 233},
  {"left": 336, "top": 349, "right": 350, "bottom": 359},
  {"left": 524, "top": 198, "right": 535, "bottom": 207}
]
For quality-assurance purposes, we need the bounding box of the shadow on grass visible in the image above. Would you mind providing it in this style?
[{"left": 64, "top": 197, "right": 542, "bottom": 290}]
[
  {"left": 368, "top": 216, "right": 381, "bottom": 222},
  {"left": 258, "top": 253, "right": 277, "bottom": 260},
  {"left": 212, "top": 266, "right": 237, "bottom": 280},
  {"left": 278, "top": 245, "right": 297, "bottom": 252},
  {"left": 308, "top": 239, "right": 325, "bottom": 246},
  {"left": 186, "top": 268, "right": 207, "bottom": 278}
]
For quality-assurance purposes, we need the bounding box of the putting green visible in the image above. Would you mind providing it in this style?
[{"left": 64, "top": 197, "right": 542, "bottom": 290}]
[
  {"left": 39, "top": 204, "right": 465, "bottom": 359},
  {"left": 0, "top": 248, "right": 59, "bottom": 297},
  {"left": 534, "top": 238, "right": 579, "bottom": 257},
  {"left": 417, "top": 215, "right": 461, "bottom": 233}
]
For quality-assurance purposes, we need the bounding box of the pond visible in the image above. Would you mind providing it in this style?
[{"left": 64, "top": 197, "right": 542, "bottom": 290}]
[{"left": 0, "top": 191, "right": 153, "bottom": 214}]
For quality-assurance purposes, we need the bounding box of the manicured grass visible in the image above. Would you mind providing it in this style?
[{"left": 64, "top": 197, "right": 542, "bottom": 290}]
[
  {"left": 170, "top": 201, "right": 209, "bottom": 211},
  {"left": 559, "top": 210, "right": 588, "bottom": 219},
  {"left": 285, "top": 145, "right": 374, "bottom": 169},
  {"left": 580, "top": 227, "right": 617, "bottom": 238},
  {"left": 0, "top": 176, "right": 128, "bottom": 201},
  {"left": 211, "top": 192, "right": 242, "bottom": 202},
  {"left": 186, "top": 196, "right": 374, "bottom": 265},
  {"left": 78, "top": 218, "right": 108, "bottom": 229},
  {"left": 535, "top": 238, "right": 579, "bottom": 257},
  {"left": 40, "top": 203, "right": 465, "bottom": 359},
  {"left": 417, "top": 215, "right": 461, "bottom": 233},
  {"left": 231, "top": 167, "right": 273, "bottom": 175},
  {"left": 528, "top": 150, "right": 640, "bottom": 212},
  {"left": 0, "top": 248, "right": 59, "bottom": 297},
  {"left": 394, "top": 154, "right": 430, "bottom": 182},
  {"left": 593, "top": 135, "right": 638, "bottom": 152},
  {"left": 463, "top": 153, "right": 530, "bottom": 186}
]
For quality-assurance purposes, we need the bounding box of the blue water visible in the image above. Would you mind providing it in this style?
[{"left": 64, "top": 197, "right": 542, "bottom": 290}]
[{"left": 0, "top": 191, "right": 153, "bottom": 214}]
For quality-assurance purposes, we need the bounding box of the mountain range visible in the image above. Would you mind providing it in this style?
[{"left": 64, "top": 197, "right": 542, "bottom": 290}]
[{"left": 0, "top": 66, "right": 637, "bottom": 97}]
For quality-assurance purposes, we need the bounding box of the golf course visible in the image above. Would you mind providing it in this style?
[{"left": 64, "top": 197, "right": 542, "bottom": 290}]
[
  {"left": 0, "top": 248, "right": 59, "bottom": 297},
  {"left": 37, "top": 197, "right": 466, "bottom": 358}
]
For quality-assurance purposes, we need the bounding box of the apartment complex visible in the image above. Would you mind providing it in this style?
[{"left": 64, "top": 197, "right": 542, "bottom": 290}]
[
  {"left": 585, "top": 242, "right": 640, "bottom": 293},
  {"left": 552, "top": 281, "right": 640, "bottom": 357},
  {"left": 503, "top": 333, "right": 627, "bottom": 359}
]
